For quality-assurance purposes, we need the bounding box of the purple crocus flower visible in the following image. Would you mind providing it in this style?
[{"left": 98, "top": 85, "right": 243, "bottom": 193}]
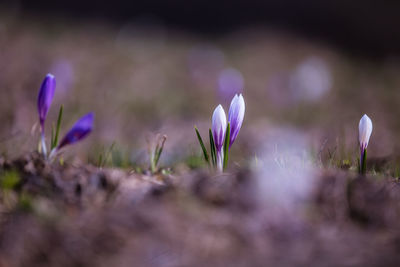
[
  {"left": 57, "top": 112, "right": 94, "bottom": 150},
  {"left": 228, "top": 94, "right": 245, "bottom": 148},
  {"left": 212, "top": 104, "right": 226, "bottom": 171},
  {"left": 37, "top": 73, "right": 56, "bottom": 156},
  {"left": 37, "top": 74, "right": 56, "bottom": 132}
]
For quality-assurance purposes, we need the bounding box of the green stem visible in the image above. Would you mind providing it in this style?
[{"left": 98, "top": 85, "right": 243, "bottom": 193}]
[
  {"left": 361, "top": 148, "right": 367, "bottom": 175},
  {"left": 223, "top": 123, "right": 230, "bottom": 171}
]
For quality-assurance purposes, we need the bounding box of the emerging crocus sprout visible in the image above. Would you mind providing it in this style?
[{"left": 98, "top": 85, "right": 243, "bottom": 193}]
[
  {"left": 147, "top": 134, "right": 167, "bottom": 174},
  {"left": 36, "top": 73, "right": 94, "bottom": 159},
  {"left": 195, "top": 94, "right": 245, "bottom": 172},
  {"left": 358, "top": 114, "right": 373, "bottom": 175}
]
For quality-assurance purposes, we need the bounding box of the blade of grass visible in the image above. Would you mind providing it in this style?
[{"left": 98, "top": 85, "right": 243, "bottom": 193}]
[
  {"left": 50, "top": 123, "right": 55, "bottom": 149},
  {"left": 51, "top": 105, "right": 63, "bottom": 150},
  {"left": 154, "top": 134, "right": 161, "bottom": 162},
  {"left": 98, "top": 154, "right": 103, "bottom": 167},
  {"left": 154, "top": 135, "right": 166, "bottom": 166},
  {"left": 195, "top": 126, "right": 210, "bottom": 164},
  {"left": 223, "top": 123, "right": 230, "bottom": 170},
  {"left": 209, "top": 129, "right": 216, "bottom": 167},
  {"left": 148, "top": 136, "right": 156, "bottom": 173},
  {"left": 98, "top": 142, "right": 116, "bottom": 168}
]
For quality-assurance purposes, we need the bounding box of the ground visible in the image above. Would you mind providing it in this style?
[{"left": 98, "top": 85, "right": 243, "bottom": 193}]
[{"left": 1, "top": 153, "right": 400, "bottom": 267}]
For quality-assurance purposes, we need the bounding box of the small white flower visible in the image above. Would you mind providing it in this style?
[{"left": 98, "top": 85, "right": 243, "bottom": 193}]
[{"left": 359, "top": 114, "right": 373, "bottom": 151}]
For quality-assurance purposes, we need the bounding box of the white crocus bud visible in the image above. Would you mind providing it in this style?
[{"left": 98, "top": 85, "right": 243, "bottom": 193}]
[
  {"left": 212, "top": 104, "right": 227, "bottom": 171},
  {"left": 358, "top": 114, "right": 373, "bottom": 151}
]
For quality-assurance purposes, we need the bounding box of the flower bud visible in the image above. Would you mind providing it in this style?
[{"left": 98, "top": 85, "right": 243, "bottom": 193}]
[
  {"left": 359, "top": 114, "right": 373, "bottom": 151},
  {"left": 37, "top": 74, "right": 56, "bottom": 132},
  {"left": 228, "top": 93, "right": 245, "bottom": 147},
  {"left": 58, "top": 112, "right": 94, "bottom": 150},
  {"left": 212, "top": 104, "right": 227, "bottom": 152}
]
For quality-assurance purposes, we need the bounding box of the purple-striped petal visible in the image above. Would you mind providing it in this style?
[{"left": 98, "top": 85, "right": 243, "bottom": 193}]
[
  {"left": 212, "top": 104, "right": 227, "bottom": 152},
  {"left": 37, "top": 74, "right": 56, "bottom": 131},
  {"left": 58, "top": 112, "right": 94, "bottom": 149},
  {"left": 228, "top": 93, "right": 245, "bottom": 147}
]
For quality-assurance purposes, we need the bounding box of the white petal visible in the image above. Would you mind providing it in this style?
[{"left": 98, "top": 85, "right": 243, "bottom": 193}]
[
  {"left": 358, "top": 114, "right": 373, "bottom": 149},
  {"left": 237, "top": 94, "right": 245, "bottom": 120},
  {"left": 212, "top": 104, "right": 227, "bottom": 150}
]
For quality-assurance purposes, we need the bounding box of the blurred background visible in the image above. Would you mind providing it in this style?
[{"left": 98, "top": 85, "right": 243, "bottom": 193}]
[{"left": 1, "top": 0, "right": 400, "bottom": 169}]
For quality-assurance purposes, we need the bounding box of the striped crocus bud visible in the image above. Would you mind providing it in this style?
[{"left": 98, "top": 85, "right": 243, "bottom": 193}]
[
  {"left": 37, "top": 74, "right": 56, "bottom": 133},
  {"left": 212, "top": 105, "right": 227, "bottom": 171},
  {"left": 57, "top": 112, "right": 94, "bottom": 150},
  {"left": 228, "top": 93, "right": 245, "bottom": 148},
  {"left": 359, "top": 114, "right": 373, "bottom": 151}
]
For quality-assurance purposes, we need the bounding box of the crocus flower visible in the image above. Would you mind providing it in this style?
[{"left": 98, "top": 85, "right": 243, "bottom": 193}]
[
  {"left": 212, "top": 105, "right": 226, "bottom": 171},
  {"left": 359, "top": 114, "right": 373, "bottom": 151},
  {"left": 228, "top": 93, "right": 245, "bottom": 148},
  {"left": 358, "top": 114, "right": 373, "bottom": 174},
  {"left": 37, "top": 74, "right": 56, "bottom": 131},
  {"left": 49, "top": 112, "right": 94, "bottom": 158},
  {"left": 37, "top": 73, "right": 56, "bottom": 156}
]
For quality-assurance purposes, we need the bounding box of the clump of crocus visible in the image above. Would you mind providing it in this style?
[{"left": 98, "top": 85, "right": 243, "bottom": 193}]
[
  {"left": 195, "top": 94, "right": 245, "bottom": 172},
  {"left": 358, "top": 114, "right": 373, "bottom": 175},
  {"left": 36, "top": 73, "right": 94, "bottom": 159}
]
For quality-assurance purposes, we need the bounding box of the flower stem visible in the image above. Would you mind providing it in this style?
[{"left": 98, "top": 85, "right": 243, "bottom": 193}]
[
  {"left": 360, "top": 148, "right": 367, "bottom": 175},
  {"left": 49, "top": 148, "right": 57, "bottom": 160},
  {"left": 41, "top": 133, "right": 47, "bottom": 158},
  {"left": 216, "top": 151, "right": 223, "bottom": 172}
]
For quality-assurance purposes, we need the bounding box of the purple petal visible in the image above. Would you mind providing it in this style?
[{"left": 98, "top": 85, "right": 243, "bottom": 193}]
[
  {"left": 58, "top": 112, "right": 94, "bottom": 149},
  {"left": 37, "top": 74, "right": 56, "bottom": 131},
  {"left": 228, "top": 94, "right": 245, "bottom": 147}
]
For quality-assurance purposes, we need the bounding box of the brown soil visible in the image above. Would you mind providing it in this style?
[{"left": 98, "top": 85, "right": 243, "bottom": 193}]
[{"left": 1, "top": 153, "right": 400, "bottom": 267}]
